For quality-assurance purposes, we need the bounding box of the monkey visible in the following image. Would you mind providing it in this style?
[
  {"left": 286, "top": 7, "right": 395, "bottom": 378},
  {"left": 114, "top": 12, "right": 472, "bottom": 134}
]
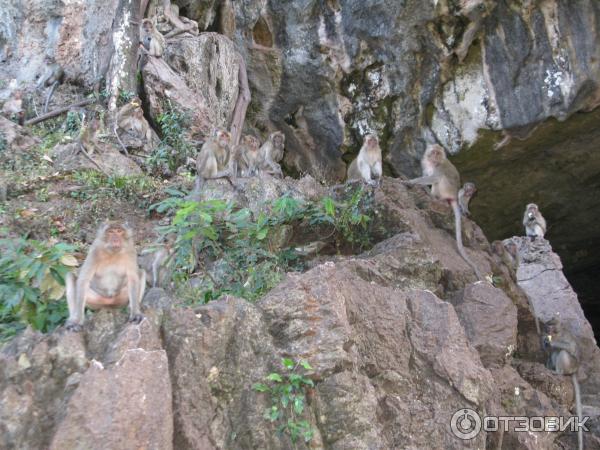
[
  {"left": 346, "top": 134, "right": 383, "bottom": 185},
  {"left": 458, "top": 182, "right": 476, "bottom": 216},
  {"left": 454, "top": 1, "right": 493, "bottom": 62},
  {"left": 258, "top": 131, "right": 285, "bottom": 177},
  {"left": 404, "top": 144, "right": 483, "bottom": 280},
  {"left": 523, "top": 203, "right": 547, "bottom": 240},
  {"left": 231, "top": 134, "right": 261, "bottom": 178},
  {"left": 542, "top": 316, "right": 584, "bottom": 450},
  {"left": 114, "top": 97, "right": 155, "bottom": 155},
  {"left": 139, "top": 234, "right": 176, "bottom": 288},
  {"left": 77, "top": 118, "right": 110, "bottom": 176},
  {"left": 161, "top": 0, "right": 199, "bottom": 38},
  {"left": 194, "top": 129, "right": 233, "bottom": 191},
  {"left": 37, "top": 57, "right": 65, "bottom": 113},
  {"left": 139, "top": 18, "right": 166, "bottom": 58},
  {"left": 65, "top": 221, "right": 146, "bottom": 331},
  {"left": 2, "top": 90, "right": 24, "bottom": 125}
]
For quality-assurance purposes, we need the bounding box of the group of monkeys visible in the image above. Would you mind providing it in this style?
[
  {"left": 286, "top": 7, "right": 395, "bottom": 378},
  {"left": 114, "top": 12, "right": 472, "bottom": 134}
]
[
  {"left": 193, "top": 129, "right": 285, "bottom": 191},
  {"left": 58, "top": 104, "right": 581, "bottom": 447}
]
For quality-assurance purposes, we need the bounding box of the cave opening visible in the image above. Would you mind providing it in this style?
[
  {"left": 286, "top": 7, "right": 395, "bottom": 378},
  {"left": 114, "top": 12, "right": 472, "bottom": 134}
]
[{"left": 452, "top": 108, "right": 600, "bottom": 341}]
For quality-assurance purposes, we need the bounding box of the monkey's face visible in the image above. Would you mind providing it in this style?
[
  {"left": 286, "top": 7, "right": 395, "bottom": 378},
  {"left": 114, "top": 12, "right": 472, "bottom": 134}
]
[
  {"left": 365, "top": 134, "right": 378, "bottom": 147},
  {"left": 142, "top": 20, "right": 154, "bottom": 32},
  {"left": 217, "top": 131, "right": 231, "bottom": 147},
  {"left": 464, "top": 183, "right": 476, "bottom": 196},
  {"left": 272, "top": 132, "right": 284, "bottom": 148},
  {"left": 102, "top": 223, "right": 131, "bottom": 252},
  {"left": 243, "top": 136, "right": 259, "bottom": 150},
  {"left": 426, "top": 146, "right": 445, "bottom": 165},
  {"left": 526, "top": 204, "right": 539, "bottom": 218}
]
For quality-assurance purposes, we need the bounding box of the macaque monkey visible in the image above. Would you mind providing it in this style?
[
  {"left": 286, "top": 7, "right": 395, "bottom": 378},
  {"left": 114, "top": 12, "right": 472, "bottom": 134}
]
[
  {"left": 139, "top": 235, "right": 175, "bottom": 288},
  {"left": 77, "top": 118, "right": 110, "bottom": 176},
  {"left": 405, "top": 144, "right": 482, "bottom": 280},
  {"left": 114, "top": 97, "right": 155, "bottom": 154},
  {"left": 542, "top": 316, "right": 583, "bottom": 450},
  {"left": 347, "top": 134, "right": 382, "bottom": 185},
  {"left": 455, "top": 1, "right": 493, "bottom": 62},
  {"left": 37, "top": 57, "right": 65, "bottom": 113},
  {"left": 65, "top": 222, "right": 146, "bottom": 331},
  {"left": 194, "top": 129, "right": 233, "bottom": 190},
  {"left": 232, "top": 135, "right": 261, "bottom": 178},
  {"left": 523, "top": 203, "right": 547, "bottom": 240},
  {"left": 259, "top": 131, "right": 285, "bottom": 176},
  {"left": 140, "top": 18, "right": 166, "bottom": 57},
  {"left": 458, "top": 182, "right": 476, "bottom": 216},
  {"left": 161, "top": 0, "right": 199, "bottom": 38},
  {"left": 2, "top": 90, "right": 24, "bottom": 125}
]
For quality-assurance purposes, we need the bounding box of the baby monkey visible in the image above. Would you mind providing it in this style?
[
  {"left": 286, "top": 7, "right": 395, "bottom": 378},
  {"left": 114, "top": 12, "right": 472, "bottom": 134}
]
[
  {"left": 458, "top": 182, "right": 477, "bottom": 216},
  {"left": 65, "top": 221, "right": 145, "bottom": 331},
  {"left": 523, "top": 203, "right": 547, "bottom": 240},
  {"left": 543, "top": 316, "right": 584, "bottom": 450}
]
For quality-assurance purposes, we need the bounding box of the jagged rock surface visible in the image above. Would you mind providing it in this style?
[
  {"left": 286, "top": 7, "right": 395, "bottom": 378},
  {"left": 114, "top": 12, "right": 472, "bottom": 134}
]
[{"left": 2, "top": 179, "right": 599, "bottom": 450}]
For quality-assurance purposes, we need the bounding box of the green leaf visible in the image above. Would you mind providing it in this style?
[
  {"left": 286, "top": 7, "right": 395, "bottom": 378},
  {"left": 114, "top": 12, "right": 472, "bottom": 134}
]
[
  {"left": 282, "top": 358, "right": 294, "bottom": 369},
  {"left": 269, "top": 406, "right": 280, "bottom": 422},
  {"left": 252, "top": 383, "right": 269, "bottom": 392},
  {"left": 267, "top": 373, "right": 283, "bottom": 383},
  {"left": 293, "top": 396, "right": 305, "bottom": 415},
  {"left": 300, "top": 360, "right": 313, "bottom": 370},
  {"left": 322, "top": 197, "right": 336, "bottom": 217}
]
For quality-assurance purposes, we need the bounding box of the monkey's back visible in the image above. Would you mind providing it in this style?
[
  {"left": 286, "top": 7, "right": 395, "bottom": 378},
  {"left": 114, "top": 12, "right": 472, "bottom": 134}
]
[{"left": 432, "top": 160, "right": 460, "bottom": 199}]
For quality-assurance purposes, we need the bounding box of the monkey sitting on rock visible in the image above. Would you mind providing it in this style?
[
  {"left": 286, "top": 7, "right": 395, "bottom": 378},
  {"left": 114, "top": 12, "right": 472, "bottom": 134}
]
[
  {"left": 542, "top": 315, "right": 584, "bottom": 450},
  {"left": 523, "top": 203, "right": 547, "bottom": 240},
  {"left": 347, "top": 133, "right": 382, "bottom": 185},
  {"left": 65, "top": 221, "right": 145, "bottom": 331}
]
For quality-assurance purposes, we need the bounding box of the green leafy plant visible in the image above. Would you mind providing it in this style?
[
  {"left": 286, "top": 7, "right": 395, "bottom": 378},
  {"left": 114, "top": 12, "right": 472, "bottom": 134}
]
[
  {"left": 0, "top": 238, "right": 78, "bottom": 341},
  {"left": 72, "top": 171, "right": 160, "bottom": 205},
  {"left": 253, "top": 359, "right": 315, "bottom": 444},
  {"left": 150, "top": 106, "right": 194, "bottom": 173},
  {"left": 150, "top": 188, "right": 374, "bottom": 303},
  {"left": 64, "top": 111, "right": 82, "bottom": 135}
]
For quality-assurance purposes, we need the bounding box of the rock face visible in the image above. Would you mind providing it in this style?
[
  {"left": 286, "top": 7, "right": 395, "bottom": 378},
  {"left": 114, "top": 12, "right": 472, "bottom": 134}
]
[
  {"left": 142, "top": 33, "right": 241, "bottom": 140},
  {"left": 2, "top": 179, "right": 599, "bottom": 450}
]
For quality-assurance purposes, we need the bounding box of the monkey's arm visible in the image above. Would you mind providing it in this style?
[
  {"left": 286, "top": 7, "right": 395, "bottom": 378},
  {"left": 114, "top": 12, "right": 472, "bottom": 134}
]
[
  {"left": 67, "top": 261, "right": 95, "bottom": 329},
  {"left": 372, "top": 161, "right": 382, "bottom": 179},
  {"left": 548, "top": 340, "right": 577, "bottom": 355},
  {"left": 404, "top": 175, "right": 440, "bottom": 186},
  {"left": 357, "top": 158, "right": 372, "bottom": 181}
]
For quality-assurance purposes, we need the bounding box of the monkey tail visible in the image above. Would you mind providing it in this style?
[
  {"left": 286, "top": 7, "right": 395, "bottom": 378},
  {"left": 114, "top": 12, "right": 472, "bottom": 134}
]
[
  {"left": 572, "top": 374, "right": 583, "bottom": 450},
  {"left": 114, "top": 125, "right": 130, "bottom": 156},
  {"left": 452, "top": 200, "right": 483, "bottom": 281},
  {"left": 44, "top": 81, "right": 58, "bottom": 113}
]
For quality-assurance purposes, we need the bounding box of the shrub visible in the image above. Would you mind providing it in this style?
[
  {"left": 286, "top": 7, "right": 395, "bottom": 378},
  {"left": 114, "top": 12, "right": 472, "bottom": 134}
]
[
  {"left": 0, "top": 238, "right": 77, "bottom": 341},
  {"left": 253, "top": 359, "right": 315, "bottom": 444},
  {"left": 150, "top": 187, "right": 374, "bottom": 303}
]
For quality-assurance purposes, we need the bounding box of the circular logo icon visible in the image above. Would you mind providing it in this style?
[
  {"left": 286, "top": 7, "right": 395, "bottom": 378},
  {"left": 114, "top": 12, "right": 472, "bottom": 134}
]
[{"left": 450, "top": 408, "right": 482, "bottom": 440}]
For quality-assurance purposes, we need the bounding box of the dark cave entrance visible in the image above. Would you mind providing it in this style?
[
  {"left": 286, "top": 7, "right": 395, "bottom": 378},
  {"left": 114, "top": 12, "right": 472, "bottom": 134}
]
[{"left": 452, "top": 108, "right": 600, "bottom": 341}]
